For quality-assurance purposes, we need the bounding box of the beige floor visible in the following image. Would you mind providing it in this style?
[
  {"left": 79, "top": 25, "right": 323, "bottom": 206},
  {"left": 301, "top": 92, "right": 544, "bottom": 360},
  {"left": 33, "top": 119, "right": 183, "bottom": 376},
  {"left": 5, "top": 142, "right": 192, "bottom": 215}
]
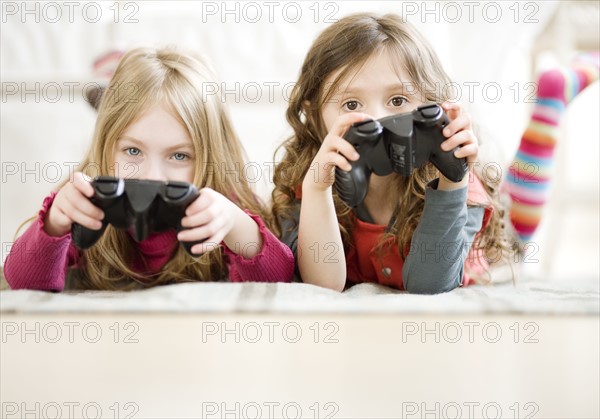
[{"left": 1, "top": 313, "right": 598, "bottom": 418}]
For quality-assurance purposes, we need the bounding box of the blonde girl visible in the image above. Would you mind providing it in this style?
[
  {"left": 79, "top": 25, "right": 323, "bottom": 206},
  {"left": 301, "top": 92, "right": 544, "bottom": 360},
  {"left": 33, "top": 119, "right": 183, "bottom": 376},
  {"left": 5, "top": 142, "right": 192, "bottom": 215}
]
[{"left": 5, "top": 47, "right": 294, "bottom": 291}]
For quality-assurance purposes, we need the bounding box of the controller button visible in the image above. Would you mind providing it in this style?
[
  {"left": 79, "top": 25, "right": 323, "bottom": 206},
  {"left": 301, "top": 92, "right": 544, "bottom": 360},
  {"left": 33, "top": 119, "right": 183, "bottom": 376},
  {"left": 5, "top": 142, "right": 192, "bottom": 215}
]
[
  {"left": 96, "top": 180, "right": 118, "bottom": 195},
  {"left": 166, "top": 185, "right": 188, "bottom": 200},
  {"left": 356, "top": 120, "right": 381, "bottom": 135},
  {"left": 420, "top": 105, "right": 440, "bottom": 119}
]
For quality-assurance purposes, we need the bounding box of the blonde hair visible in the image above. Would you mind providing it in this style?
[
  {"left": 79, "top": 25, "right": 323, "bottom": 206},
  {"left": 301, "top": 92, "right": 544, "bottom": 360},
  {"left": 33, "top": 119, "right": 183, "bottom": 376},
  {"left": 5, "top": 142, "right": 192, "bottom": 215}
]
[
  {"left": 26, "top": 47, "right": 268, "bottom": 290},
  {"left": 272, "top": 13, "right": 514, "bottom": 280}
]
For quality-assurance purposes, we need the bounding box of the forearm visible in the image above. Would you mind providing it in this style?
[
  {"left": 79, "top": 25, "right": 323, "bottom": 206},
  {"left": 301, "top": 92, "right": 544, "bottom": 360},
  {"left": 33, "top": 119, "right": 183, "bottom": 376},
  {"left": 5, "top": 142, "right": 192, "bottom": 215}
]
[
  {"left": 438, "top": 171, "right": 469, "bottom": 191},
  {"left": 4, "top": 198, "right": 76, "bottom": 291},
  {"left": 403, "top": 182, "right": 484, "bottom": 294},
  {"left": 297, "top": 186, "right": 346, "bottom": 291},
  {"left": 223, "top": 206, "right": 264, "bottom": 259},
  {"left": 226, "top": 210, "right": 294, "bottom": 283}
]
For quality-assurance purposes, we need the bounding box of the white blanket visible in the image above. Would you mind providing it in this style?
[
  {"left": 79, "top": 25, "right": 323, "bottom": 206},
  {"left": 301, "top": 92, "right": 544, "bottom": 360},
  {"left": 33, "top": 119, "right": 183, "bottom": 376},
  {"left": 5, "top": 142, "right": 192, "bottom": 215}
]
[{"left": 1, "top": 276, "right": 597, "bottom": 315}]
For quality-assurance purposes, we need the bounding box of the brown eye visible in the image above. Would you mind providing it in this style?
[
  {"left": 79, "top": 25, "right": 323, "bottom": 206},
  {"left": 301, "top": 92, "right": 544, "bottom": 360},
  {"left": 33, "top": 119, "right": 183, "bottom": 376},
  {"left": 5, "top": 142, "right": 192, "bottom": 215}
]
[
  {"left": 390, "top": 96, "right": 407, "bottom": 107},
  {"left": 343, "top": 101, "right": 359, "bottom": 111}
]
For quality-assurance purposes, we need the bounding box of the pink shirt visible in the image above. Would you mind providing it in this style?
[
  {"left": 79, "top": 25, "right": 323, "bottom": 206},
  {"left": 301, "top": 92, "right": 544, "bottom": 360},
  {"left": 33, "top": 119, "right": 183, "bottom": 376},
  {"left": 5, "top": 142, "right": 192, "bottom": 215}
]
[{"left": 4, "top": 193, "right": 294, "bottom": 291}]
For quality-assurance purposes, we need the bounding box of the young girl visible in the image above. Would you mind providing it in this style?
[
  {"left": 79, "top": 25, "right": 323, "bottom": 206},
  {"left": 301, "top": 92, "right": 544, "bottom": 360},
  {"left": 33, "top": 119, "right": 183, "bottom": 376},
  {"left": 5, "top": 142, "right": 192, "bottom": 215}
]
[
  {"left": 272, "top": 13, "right": 513, "bottom": 294},
  {"left": 4, "top": 47, "right": 294, "bottom": 291}
]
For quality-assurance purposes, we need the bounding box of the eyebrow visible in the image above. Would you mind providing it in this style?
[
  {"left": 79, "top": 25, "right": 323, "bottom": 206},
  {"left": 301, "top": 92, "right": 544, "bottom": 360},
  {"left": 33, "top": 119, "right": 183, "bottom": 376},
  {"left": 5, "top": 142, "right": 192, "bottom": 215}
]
[
  {"left": 118, "top": 136, "right": 194, "bottom": 152},
  {"left": 117, "top": 136, "right": 144, "bottom": 146},
  {"left": 340, "top": 83, "right": 414, "bottom": 96}
]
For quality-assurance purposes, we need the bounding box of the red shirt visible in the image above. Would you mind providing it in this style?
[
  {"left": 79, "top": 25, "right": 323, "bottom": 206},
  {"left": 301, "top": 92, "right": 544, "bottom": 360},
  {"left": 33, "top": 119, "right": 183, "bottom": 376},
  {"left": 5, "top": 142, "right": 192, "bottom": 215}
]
[
  {"left": 346, "top": 173, "right": 493, "bottom": 289},
  {"left": 4, "top": 192, "right": 295, "bottom": 291}
]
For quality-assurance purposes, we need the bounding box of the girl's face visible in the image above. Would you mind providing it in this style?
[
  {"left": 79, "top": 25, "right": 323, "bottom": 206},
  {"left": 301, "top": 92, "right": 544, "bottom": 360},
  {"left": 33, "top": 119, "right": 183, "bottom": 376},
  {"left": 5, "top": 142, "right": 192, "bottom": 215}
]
[
  {"left": 321, "top": 49, "right": 425, "bottom": 132},
  {"left": 113, "top": 104, "right": 195, "bottom": 183}
]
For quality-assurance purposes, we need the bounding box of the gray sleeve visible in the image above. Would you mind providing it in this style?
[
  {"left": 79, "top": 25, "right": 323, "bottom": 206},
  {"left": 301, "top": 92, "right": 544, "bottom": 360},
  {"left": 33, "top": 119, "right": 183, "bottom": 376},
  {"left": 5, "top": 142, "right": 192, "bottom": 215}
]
[
  {"left": 402, "top": 180, "right": 485, "bottom": 294},
  {"left": 278, "top": 200, "right": 302, "bottom": 281}
]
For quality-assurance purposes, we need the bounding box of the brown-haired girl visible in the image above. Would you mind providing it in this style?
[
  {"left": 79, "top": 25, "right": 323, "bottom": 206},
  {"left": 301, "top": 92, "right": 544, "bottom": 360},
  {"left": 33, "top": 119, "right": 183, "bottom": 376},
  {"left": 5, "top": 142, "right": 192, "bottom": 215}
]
[{"left": 273, "top": 13, "right": 514, "bottom": 293}]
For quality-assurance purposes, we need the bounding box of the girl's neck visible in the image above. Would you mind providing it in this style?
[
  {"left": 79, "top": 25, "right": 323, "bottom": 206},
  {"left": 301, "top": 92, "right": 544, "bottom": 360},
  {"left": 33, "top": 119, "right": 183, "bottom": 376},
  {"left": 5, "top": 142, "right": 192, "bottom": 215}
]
[{"left": 363, "top": 174, "right": 399, "bottom": 225}]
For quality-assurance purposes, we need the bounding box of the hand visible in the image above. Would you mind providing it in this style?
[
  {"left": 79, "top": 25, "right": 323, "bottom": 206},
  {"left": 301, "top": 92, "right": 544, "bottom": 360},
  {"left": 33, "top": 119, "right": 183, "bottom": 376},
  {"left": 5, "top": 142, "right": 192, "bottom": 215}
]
[
  {"left": 302, "top": 112, "right": 369, "bottom": 193},
  {"left": 177, "top": 188, "right": 240, "bottom": 255},
  {"left": 439, "top": 102, "right": 479, "bottom": 188},
  {"left": 44, "top": 172, "right": 105, "bottom": 237}
]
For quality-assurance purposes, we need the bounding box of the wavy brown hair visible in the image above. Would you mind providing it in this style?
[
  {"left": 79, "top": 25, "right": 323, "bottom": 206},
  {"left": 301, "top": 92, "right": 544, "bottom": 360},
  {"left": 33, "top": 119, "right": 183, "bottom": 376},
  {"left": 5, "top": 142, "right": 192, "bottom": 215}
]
[
  {"left": 272, "top": 13, "right": 515, "bottom": 281},
  {"left": 19, "top": 47, "right": 269, "bottom": 290}
]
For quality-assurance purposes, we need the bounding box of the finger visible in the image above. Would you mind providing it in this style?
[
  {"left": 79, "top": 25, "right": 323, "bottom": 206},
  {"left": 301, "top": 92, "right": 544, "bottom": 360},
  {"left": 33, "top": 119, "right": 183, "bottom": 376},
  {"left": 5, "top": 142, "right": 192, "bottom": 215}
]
[
  {"left": 441, "top": 130, "right": 477, "bottom": 151},
  {"left": 324, "top": 151, "right": 354, "bottom": 172},
  {"left": 442, "top": 113, "right": 471, "bottom": 138},
  {"left": 61, "top": 200, "right": 103, "bottom": 230},
  {"left": 65, "top": 186, "right": 105, "bottom": 220},
  {"left": 72, "top": 213, "right": 104, "bottom": 231},
  {"left": 326, "top": 136, "right": 360, "bottom": 161},
  {"left": 178, "top": 218, "right": 224, "bottom": 243},
  {"left": 190, "top": 231, "right": 227, "bottom": 255},
  {"left": 185, "top": 188, "right": 215, "bottom": 216},
  {"left": 189, "top": 241, "right": 221, "bottom": 255},
  {"left": 181, "top": 205, "right": 218, "bottom": 228},
  {"left": 73, "top": 172, "right": 95, "bottom": 198},
  {"left": 441, "top": 101, "right": 462, "bottom": 122},
  {"left": 330, "top": 112, "right": 371, "bottom": 138},
  {"left": 454, "top": 143, "right": 479, "bottom": 160}
]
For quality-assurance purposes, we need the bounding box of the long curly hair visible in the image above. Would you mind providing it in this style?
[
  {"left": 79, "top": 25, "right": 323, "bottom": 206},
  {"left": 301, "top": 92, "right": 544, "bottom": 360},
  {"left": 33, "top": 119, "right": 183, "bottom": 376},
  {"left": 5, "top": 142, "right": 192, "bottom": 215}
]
[
  {"left": 27, "top": 47, "right": 269, "bottom": 290},
  {"left": 272, "top": 13, "right": 515, "bottom": 280}
]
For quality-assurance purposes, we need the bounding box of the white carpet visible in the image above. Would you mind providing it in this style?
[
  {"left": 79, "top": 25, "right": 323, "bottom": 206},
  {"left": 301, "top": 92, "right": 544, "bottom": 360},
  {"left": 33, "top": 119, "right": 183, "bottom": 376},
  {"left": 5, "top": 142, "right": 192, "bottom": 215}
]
[{"left": 1, "top": 276, "right": 597, "bottom": 315}]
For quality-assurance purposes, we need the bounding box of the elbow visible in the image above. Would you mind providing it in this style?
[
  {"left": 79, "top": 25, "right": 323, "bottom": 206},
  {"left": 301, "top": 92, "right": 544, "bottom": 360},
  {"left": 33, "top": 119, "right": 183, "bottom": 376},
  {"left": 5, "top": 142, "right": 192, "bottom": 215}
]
[
  {"left": 313, "top": 283, "right": 344, "bottom": 293},
  {"left": 3, "top": 258, "right": 17, "bottom": 290},
  {"left": 304, "top": 276, "right": 345, "bottom": 293},
  {"left": 320, "top": 280, "right": 345, "bottom": 293},
  {"left": 297, "top": 258, "right": 346, "bottom": 292},
  {"left": 405, "top": 281, "right": 457, "bottom": 295},
  {"left": 3, "top": 258, "right": 62, "bottom": 292},
  {"left": 299, "top": 270, "right": 345, "bottom": 293},
  {"left": 403, "top": 269, "right": 462, "bottom": 295}
]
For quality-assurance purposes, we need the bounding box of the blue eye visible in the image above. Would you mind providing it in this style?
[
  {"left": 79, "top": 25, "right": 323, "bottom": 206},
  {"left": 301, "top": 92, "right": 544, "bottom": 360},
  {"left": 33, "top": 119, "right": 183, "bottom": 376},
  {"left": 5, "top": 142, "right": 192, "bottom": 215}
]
[
  {"left": 172, "top": 153, "right": 188, "bottom": 161},
  {"left": 126, "top": 148, "right": 141, "bottom": 156}
]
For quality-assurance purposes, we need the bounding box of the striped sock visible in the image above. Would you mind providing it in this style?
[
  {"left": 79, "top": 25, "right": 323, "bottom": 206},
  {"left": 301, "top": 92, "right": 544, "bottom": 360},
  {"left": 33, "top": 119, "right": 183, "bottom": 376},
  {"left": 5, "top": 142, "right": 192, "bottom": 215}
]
[{"left": 507, "top": 52, "right": 599, "bottom": 243}]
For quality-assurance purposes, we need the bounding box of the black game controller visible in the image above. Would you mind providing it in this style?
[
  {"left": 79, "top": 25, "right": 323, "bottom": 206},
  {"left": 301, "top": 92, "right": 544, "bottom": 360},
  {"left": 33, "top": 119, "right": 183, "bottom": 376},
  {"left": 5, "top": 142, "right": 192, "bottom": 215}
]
[
  {"left": 335, "top": 103, "right": 468, "bottom": 207},
  {"left": 71, "top": 176, "right": 202, "bottom": 254}
]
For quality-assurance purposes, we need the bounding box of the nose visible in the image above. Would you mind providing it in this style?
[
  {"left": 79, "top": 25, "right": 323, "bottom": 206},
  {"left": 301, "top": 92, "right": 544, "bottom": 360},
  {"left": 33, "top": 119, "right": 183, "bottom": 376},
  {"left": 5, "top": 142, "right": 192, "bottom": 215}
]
[
  {"left": 368, "top": 105, "right": 394, "bottom": 121},
  {"left": 137, "top": 161, "right": 168, "bottom": 182}
]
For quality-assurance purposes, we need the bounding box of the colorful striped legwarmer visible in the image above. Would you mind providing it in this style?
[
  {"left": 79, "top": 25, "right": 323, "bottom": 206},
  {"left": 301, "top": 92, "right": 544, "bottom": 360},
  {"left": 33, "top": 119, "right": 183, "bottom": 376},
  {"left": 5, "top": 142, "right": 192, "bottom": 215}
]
[{"left": 507, "top": 52, "right": 599, "bottom": 243}]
